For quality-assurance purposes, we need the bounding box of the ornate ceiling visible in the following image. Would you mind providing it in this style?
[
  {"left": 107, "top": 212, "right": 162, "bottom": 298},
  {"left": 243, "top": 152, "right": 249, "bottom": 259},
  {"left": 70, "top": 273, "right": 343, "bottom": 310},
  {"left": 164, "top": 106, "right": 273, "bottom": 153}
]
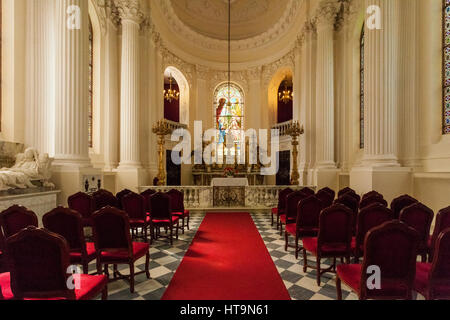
[{"left": 169, "top": 0, "right": 289, "bottom": 41}]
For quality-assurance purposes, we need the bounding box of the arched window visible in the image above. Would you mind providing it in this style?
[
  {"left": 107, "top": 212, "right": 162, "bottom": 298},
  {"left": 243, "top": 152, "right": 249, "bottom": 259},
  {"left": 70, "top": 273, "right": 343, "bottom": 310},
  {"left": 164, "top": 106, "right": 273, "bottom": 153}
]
[
  {"left": 443, "top": 1, "right": 450, "bottom": 134},
  {"left": 360, "top": 24, "right": 365, "bottom": 148},
  {"left": 214, "top": 83, "right": 244, "bottom": 157},
  {"left": 88, "top": 18, "right": 94, "bottom": 147}
]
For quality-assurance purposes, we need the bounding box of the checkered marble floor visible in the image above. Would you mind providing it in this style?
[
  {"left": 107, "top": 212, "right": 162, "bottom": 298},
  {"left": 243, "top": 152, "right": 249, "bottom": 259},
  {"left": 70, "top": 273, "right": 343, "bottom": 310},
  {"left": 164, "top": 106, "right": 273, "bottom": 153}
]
[{"left": 93, "top": 211, "right": 424, "bottom": 300}]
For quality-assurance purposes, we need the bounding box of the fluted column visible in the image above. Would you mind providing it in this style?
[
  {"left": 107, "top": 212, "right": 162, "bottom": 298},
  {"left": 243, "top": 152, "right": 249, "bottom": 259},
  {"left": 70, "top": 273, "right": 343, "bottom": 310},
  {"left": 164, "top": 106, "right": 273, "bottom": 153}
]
[
  {"left": 118, "top": 2, "right": 144, "bottom": 169},
  {"left": 25, "top": 0, "right": 55, "bottom": 156},
  {"left": 315, "top": 1, "right": 339, "bottom": 168},
  {"left": 363, "top": 0, "right": 400, "bottom": 167},
  {"left": 54, "top": 0, "right": 90, "bottom": 166}
]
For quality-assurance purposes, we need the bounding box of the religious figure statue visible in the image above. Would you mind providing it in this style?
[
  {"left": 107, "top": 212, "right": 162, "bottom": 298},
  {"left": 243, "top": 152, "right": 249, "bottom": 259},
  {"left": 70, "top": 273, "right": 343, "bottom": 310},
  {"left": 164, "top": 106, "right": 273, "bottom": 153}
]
[{"left": 0, "top": 147, "right": 54, "bottom": 191}]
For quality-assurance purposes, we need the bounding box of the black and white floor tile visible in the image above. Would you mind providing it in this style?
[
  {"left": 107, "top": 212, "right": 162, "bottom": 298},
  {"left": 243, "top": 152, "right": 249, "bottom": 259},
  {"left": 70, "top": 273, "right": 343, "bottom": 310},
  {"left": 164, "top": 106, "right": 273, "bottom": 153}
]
[{"left": 92, "top": 211, "right": 424, "bottom": 300}]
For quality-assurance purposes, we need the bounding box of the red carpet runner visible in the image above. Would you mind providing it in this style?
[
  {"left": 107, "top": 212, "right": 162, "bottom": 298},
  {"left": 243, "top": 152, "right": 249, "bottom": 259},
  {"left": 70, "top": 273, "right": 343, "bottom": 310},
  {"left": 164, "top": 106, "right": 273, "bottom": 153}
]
[{"left": 162, "top": 212, "right": 290, "bottom": 300}]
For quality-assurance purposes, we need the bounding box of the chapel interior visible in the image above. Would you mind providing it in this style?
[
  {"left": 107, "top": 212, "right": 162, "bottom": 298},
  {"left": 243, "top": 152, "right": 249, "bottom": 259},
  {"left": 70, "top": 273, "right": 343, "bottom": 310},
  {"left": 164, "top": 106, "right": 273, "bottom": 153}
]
[{"left": 0, "top": 0, "right": 449, "bottom": 301}]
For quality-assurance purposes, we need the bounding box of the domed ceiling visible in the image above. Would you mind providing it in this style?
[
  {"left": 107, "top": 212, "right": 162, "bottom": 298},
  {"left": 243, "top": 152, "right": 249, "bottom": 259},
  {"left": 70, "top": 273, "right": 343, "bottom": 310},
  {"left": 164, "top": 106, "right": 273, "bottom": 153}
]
[{"left": 170, "top": 0, "right": 289, "bottom": 41}]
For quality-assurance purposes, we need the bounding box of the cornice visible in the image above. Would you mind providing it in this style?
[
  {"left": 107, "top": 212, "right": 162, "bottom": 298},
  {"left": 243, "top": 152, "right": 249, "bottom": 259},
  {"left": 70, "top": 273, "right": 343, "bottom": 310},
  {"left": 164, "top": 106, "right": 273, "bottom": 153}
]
[{"left": 313, "top": 0, "right": 340, "bottom": 29}]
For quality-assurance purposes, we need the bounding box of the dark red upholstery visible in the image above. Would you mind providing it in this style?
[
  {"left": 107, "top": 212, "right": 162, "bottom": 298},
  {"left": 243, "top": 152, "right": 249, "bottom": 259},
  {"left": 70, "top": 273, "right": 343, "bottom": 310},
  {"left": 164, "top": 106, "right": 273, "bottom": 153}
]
[
  {"left": 122, "top": 192, "right": 149, "bottom": 241},
  {"left": 391, "top": 194, "right": 418, "bottom": 219},
  {"left": 68, "top": 192, "right": 95, "bottom": 227},
  {"left": 359, "top": 195, "right": 388, "bottom": 210},
  {"left": 272, "top": 188, "right": 294, "bottom": 228},
  {"left": 91, "top": 207, "right": 150, "bottom": 293},
  {"left": 4, "top": 226, "right": 107, "bottom": 300},
  {"left": 415, "top": 228, "right": 450, "bottom": 299},
  {"left": 141, "top": 189, "right": 157, "bottom": 212},
  {"left": 338, "top": 187, "right": 355, "bottom": 198},
  {"left": 92, "top": 189, "right": 119, "bottom": 211},
  {"left": 344, "top": 191, "right": 361, "bottom": 204},
  {"left": 167, "top": 189, "right": 190, "bottom": 234},
  {"left": 302, "top": 204, "right": 354, "bottom": 286},
  {"left": 316, "top": 188, "right": 335, "bottom": 207},
  {"left": 0, "top": 205, "right": 38, "bottom": 238},
  {"left": 429, "top": 206, "right": 450, "bottom": 261},
  {"left": 43, "top": 207, "right": 96, "bottom": 274},
  {"left": 282, "top": 191, "right": 308, "bottom": 225},
  {"left": 334, "top": 194, "right": 359, "bottom": 234},
  {"left": 148, "top": 193, "right": 180, "bottom": 245},
  {"left": 285, "top": 196, "right": 323, "bottom": 258},
  {"left": 400, "top": 203, "right": 434, "bottom": 262},
  {"left": 116, "top": 189, "right": 133, "bottom": 210},
  {"left": 353, "top": 203, "right": 393, "bottom": 262},
  {"left": 299, "top": 187, "right": 315, "bottom": 197},
  {"left": 336, "top": 220, "right": 420, "bottom": 300},
  {"left": 362, "top": 190, "right": 383, "bottom": 201},
  {"left": 0, "top": 227, "right": 5, "bottom": 272}
]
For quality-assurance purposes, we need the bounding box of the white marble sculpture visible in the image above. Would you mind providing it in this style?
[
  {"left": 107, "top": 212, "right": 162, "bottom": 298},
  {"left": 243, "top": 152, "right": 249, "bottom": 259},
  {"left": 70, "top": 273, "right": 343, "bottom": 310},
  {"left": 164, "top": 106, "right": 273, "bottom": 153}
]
[{"left": 0, "top": 148, "right": 54, "bottom": 191}]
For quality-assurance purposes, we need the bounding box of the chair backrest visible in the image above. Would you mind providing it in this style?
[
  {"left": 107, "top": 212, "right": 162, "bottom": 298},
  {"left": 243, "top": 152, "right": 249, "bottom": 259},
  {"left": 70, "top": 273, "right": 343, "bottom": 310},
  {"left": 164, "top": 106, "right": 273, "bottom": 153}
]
[
  {"left": 317, "top": 204, "right": 353, "bottom": 253},
  {"left": 399, "top": 203, "right": 434, "bottom": 248},
  {"left": 430, "top": 206, "right": 450, "bottom": 259},
  {"left": 334, "top": 194, "right": 359, "bottom": 215},
  {"left": 6, "top": 226, "right": 75, "bottom": 299},
  {"left": 299, "top": 187, "right": 315, "bottom": 197},
  {"left": 166, "top": 189, "right": 185, "bottom": 213},
  {"left": 359, "top": 195, "right": 388, "bottom": 210},
  {"left": 0, "top": 205, "right": 38, "bottom": 238},
  {"left": 338, "top": 187, "right": 355, "bottom": 198},
  {"left": 355, "top": 203, "right": 393, "bottom": 250},
  {"left": 360, "top": 220, "right": 419, "bottom": 299},
  {"left": 362, "top": 191, "right": 383, "bottom": 201},
  {"left": 148, "top": 192, "right": 172, "bottom": 221},
  {"left": 93, "top": 189, "right": 119, "bottom": 211},
  {"left": 277, "top": 188, "right": 294, "bottom": 211},
  {"left": 141, "top": 189, "right": 157, "bottom": 211},
  {"left": 68, "top": 192, "right": 95, "bottom": 220},
  {"left": 42, "top": 207, "right": 86, "bottom": 252},
  {"left": 297, "top": 196, "right": 323, "bottom": 230},
  {"left": 116, "top": 189, "right": 133, "bottom": 209},
  {"left": 92, "top": 207, "right": 132, "bottom": 255},
  {"left": 122, "top": 192, "right": 146, "bottom": 220},
  {"left": 316, "top": 189, "right": 334, "bottom": 208},
  {"left": 344, "top": 191, "right": 361, "bottom": 204},
  {"left": 429, "top": 228, "right": 450, "bottom": 285},
  {"left": 285, "top": 191, "right": 307, "bottom": 221},
  {"left": 391, "top": 194, "right": 418, "bottom": 219}
]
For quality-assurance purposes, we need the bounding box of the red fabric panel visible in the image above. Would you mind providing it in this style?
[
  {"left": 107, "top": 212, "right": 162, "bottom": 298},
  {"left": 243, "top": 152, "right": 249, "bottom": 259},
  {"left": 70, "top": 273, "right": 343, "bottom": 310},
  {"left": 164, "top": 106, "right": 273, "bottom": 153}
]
[{"left": 164, "top": 83, "right": 180, "bottom": 122}]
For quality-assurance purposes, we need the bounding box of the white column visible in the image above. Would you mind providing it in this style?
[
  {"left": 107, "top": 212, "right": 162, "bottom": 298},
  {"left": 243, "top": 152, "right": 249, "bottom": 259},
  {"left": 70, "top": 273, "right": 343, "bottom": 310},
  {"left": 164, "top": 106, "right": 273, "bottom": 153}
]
[
  {"left": 54, "top": 0, "right": 90, "bottom": 166},
  {"left": 118, "top": 3, "right": 143, "bottom": 169},
  {"left": 362, "top": 0, "right": 400, "bottom": 167},
  {"left": 25, "top": 0, "right": 55, "bottom": 156},
  {"left": 315, "top": 2, "right": 338, "bottom": 169}
]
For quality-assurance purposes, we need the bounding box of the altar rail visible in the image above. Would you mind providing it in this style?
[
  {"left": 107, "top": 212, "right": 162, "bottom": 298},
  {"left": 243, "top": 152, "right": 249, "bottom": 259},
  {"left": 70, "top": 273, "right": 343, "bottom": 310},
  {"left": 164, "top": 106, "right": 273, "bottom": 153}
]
[
  {"left": 138, "top": 185, "right": 316, "bottom": 210},
  {"left": 271, "top": 120, "right": 293, "bottom": 136}
]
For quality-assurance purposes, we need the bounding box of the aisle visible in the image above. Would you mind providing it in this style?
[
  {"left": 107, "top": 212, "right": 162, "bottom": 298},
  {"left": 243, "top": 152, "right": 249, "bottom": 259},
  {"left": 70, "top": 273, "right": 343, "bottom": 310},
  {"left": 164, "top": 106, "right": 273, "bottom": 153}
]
[{"left": 162, "top": 212, "right": 291, "bottom": 300}]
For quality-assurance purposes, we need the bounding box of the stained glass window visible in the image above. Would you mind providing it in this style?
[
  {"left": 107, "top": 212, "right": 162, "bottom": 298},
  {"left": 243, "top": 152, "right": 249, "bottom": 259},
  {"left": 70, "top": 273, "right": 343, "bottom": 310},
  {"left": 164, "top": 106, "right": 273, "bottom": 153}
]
[
  {"left": 360, "top": 24, "right": 365, "bottom": 148},
  {"left": 443, "top": 0, "right": 450, "bottom": 134},
  {"left": 88, "top": 18, "right": 93, "bottom": 147},
  {"left": 214, "top": 83, "right": 244, "bottom": 158}
]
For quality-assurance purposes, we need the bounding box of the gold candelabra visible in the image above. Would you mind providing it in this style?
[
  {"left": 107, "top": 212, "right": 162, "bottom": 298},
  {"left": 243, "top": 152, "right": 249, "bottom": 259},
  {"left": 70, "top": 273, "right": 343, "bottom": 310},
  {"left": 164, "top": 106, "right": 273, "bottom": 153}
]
[
  {"left": 288, "top": 121, "right": 304, "bottom": 186},
  {"left": 152, "top": 120, "right": 172, "bottom": 186}
]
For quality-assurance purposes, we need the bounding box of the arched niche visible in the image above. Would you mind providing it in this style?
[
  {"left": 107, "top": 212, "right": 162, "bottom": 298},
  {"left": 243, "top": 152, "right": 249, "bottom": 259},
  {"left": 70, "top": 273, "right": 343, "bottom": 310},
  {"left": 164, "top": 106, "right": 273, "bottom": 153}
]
[
  {"left": 164, "top": 66, "right": 190, "bottom": 126},
  {"left": 267, "top": 67, "right": 294, "bottom": 126}
]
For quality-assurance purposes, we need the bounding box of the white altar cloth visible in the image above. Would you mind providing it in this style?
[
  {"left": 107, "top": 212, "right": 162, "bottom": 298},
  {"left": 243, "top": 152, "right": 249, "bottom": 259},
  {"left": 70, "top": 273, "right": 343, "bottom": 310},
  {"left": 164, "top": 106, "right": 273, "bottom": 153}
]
[{"left": 211, "top": 178, "right": 249, "bottom": 187}]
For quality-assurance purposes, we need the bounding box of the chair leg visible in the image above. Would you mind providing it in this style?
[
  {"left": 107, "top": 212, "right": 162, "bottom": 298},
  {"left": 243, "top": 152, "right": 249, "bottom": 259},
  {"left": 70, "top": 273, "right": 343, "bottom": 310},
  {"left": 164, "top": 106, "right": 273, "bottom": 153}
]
[
  {"left": 175, "top": 221, "right": 179, "bottom": 240},
  {"left": 276, "top": 215, "right": 280, "bottom": 230},
  {"left": 145, "top": 252, "right": 151, "bottom": 279},
  {"left": 144, "top": 226, "right": 148, "bottom": 243},
  {"left": 302, "top": 249, "right": 307, "bottom": 273},
  {"left": 336, "top": 276, "right": 343, "bottom": 300},
  {"left": 271, "top": 213, "right": 274, "bottom": 226},
  {"left": 102, "top": 286, "right": 108, "bottom": 300},
  {"left": 129, "top": 262, "right": 135, "bottom": 293},
  {"left": 83, "top": 262, "right": 89, "bottom": 275},
  {"left": 96, "top": 260, "right": 102, "bottom": 276},
  {"left": 295, "top": 236, "right": 299, "bottom": 260},
  {"left": 181, "top": 217, "right": 185, "bottom": 235},
  {"left": 316, "top": 257, "right": 321, "bottom": 286},
  {"left": 280, "top": 223, "right": 283, "bottom": 236},
  {"left": 170, "top": 225, "right": 173, "bottom": 246},
  {"left": 421, "top": 253, "right": 427, "bottom": 263},
  {"left": 104, "top": 264, "right": 109, "bottom": 278},
  {"left": 187, "top": 215, "right": 190, "bottom": 230},
  {"left": 284, "top": 232, "right": 288, "bottom": 252}
]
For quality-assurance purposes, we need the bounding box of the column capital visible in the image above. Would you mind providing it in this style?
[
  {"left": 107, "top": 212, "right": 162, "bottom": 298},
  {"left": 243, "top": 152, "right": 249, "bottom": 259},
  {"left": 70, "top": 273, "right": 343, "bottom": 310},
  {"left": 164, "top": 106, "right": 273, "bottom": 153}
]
[
  {"left": 313, "top": 0, "right": 340, "bottom": 30},
  {"left": 115, "top": 0, "right": 145, "bottom": 24}
]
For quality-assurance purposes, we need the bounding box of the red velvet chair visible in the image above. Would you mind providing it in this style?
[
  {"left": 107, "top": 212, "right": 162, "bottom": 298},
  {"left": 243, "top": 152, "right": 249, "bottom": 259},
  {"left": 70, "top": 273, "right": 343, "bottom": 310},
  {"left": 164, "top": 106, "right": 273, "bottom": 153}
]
[
  {"left": 116, "top": 189, "right": 133, "bottom": 210},
  {"left": 302, "top": 204, "right": 354, "bottom": 286},
  {"left": 316, "top": 189, "right": 335, "bottom": 208},
  {"left": 141, "top": 189, "right": 157, "bottom": 213},
  {"left": 344, "top": 191, "right": 361, "bottom": 205},
  {"left": 92, "top": 206, "right": 150, "bottom": 293},
  {"left": 167, "top": 189, "right": 190, "bottom": 234},
  {"left": 400, "top": 203, "right": 434, "bottom": 262},
  {"left": 93, "top": 189, "right": 119, "bottom": 211},
  {"left": 428, "top": 206, "right": 450, "bottom": 262},
  {"left": 319, "top": 187, "right": 335, "bottom": 198},
  {"left": 285, "top": 196, "right": 323, "bottom": 259},
  {"left": 122, "top": 192, "right": 150, "bottom": 241},
  {"left": 334, "top": 194, "right": 359, "bottom": 234},
  {"left": 415, "top": 228, "right": 450, "bottom": 300},
  {"left": 337, "top": 220, "right": 419, "bottom": 300},
  {"left": 2, "top": 226, "right": 108, "bottom": 300},
  {"left": 359, "top": 195, "right": 388, "bottom": 210},
  {"left": 299, "top": 187, "right": 315, "bottom": 197},
  {"left": 279, "top": 191, "right": 307, "bottom": 236},
  {"left": 362, "top": 190, "right": 383, "bottom": 201},
  {"left": 68, "top": 192, "right": 95, "bottom": 227},
  {"left": 338, "top": 187, "right": 355, "bottom": 198},
  {"left": 0, "top": 205, "right": 38, "bottom": 238},
  {"left": 43, "top": 207, "right": 96, "bottom": 274},
  {"left": 353, "top": 203, "right": 393, "bottom": 262},
  {"left": 0, "top": 228, "right": 5, "bottom": 273},
  {"left": 271, "top": 188, "right": 293, "bottom": 229},
  {"left": 148, "top": 193, "right": 180, "bottom": 245},
  {"left": 391, "top": 194, "right": 418, "bottom": 219}
]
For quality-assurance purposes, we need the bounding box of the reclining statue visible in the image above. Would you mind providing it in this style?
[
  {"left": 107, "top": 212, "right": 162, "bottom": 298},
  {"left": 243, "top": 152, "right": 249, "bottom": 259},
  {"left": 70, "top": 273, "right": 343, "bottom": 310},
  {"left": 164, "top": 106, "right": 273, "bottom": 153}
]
[{"left": 0, "top": 148, "right": 54, "bottom": 191}]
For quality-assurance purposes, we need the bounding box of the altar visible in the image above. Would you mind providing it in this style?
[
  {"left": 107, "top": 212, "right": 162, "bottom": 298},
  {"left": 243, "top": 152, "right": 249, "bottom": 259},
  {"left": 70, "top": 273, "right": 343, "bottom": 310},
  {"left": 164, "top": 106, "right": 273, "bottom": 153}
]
[{"left": 212, "top": 178, "right": 248, "bottom": 207}]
